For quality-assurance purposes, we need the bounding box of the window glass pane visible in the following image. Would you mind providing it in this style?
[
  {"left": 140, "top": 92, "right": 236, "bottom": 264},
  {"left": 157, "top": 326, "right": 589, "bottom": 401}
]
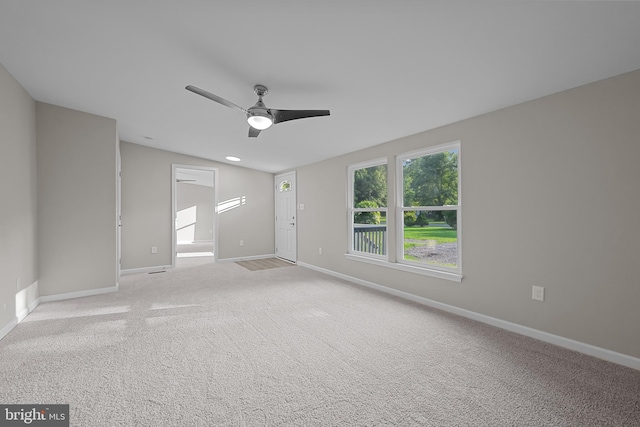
[
  {"left": 279, "top": 180, "right": 291, "bottom": 192},
  {"left": 403, "top": 210, "right": 457, "bottom": 268},
  {"left": 353, "top": 164, "right": 387, "bottom": 207},
  {"left": 353, "top": 212, "right": 387, "bottom": 255},
  {"left": 403, "top": 149, "right": 458, "bottom": 207}
]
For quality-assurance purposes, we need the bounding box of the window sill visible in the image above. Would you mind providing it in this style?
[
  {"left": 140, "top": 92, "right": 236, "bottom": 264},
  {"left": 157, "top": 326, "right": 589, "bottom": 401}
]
[{"left": 344, "top": 253, "right": 463, "bottom": 282}]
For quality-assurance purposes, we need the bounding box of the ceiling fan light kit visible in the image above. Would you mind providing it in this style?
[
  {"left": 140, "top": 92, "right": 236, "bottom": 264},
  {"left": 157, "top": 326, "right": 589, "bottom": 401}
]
[
  {"left": 247, "top": 111, "right": 273, "bottom": 130},
  {"left": 247, "top": 85, "right": 273, "bottom": 129},
  {"left": 186, "top": 84, "right": 330, "bottom": 138}
]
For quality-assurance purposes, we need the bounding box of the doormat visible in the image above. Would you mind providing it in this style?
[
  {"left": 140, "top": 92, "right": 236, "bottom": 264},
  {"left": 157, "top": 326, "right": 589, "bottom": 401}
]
[{"left": 235, "top": 258, "right": 295, "bottom": 271}]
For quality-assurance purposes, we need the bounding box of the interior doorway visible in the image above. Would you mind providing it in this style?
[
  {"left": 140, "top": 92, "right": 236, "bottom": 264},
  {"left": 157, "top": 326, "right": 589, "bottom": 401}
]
[{"left": 172, "top": 165, "right": 218, "bottom": 269}]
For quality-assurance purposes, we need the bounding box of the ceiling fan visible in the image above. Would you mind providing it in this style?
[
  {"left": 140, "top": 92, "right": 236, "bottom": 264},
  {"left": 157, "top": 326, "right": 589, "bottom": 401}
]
[{"left": 186, "top": 84, "right": 330, "bottom": 137}]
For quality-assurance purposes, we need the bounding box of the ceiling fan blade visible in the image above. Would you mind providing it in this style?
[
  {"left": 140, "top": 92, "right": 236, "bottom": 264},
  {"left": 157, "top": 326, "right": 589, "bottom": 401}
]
[
  {"left": 248, "top": 126, "right": 261, "bottom": 138},
  {"left": 271, "top": 109, "right": 330, "bottom": 124},
  {"left": 185, "top": 85, "right": 247, "bottom": 113}
]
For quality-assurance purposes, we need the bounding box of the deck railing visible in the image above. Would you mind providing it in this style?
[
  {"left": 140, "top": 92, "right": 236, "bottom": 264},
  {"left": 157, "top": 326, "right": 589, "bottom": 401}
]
[{"left": 353, "top": 225, "right": 387, "bottom": 255}]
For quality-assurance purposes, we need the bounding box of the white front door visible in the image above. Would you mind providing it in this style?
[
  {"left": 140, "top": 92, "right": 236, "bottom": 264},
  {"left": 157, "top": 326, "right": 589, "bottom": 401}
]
[{"left": 275, "top": 171, "right": 297, "bottom": 263}]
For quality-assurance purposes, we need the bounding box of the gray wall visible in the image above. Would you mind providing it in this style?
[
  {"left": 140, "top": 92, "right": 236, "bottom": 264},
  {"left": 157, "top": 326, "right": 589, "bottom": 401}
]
[
  {"left": 120, "top": 142, "right": 274, "bottom": 269},
  {"left": 36, "top": 103, "right": 118, "bottom": 296},
  {"left": 295, "top": 69, "right": 640, "bottom": 359},
  {"left": 0, "top": 62, "right": 38, "bottom": 326}
]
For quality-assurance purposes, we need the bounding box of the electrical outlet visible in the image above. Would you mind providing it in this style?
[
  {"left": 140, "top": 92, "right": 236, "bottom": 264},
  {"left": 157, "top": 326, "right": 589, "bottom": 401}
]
[
  {"left": 299, "top": 203, "right": 305, "bottom": 210},
  {"left": 239, "top": 240, "right": 244, "bottom": 247},
  {"left": 318, "top": 247, "right": 322, "bottom": 255},
  {"left": 532, "top": 285, "right": 545, "bottom": 301},
  {"left": 151, "top": 246, "right": 157, "bottom": 254}
]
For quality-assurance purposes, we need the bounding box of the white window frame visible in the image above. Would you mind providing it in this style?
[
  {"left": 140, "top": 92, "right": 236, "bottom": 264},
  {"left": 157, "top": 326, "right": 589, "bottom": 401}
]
[
  {"left": 396, "top": 141, "right": 462, "bottom": 279},
  {"left": 345, "top": 142, "right": 462, "bottom": 282},
  {"left": 347, "top": 158, "right": 388, "bottom": 260}
]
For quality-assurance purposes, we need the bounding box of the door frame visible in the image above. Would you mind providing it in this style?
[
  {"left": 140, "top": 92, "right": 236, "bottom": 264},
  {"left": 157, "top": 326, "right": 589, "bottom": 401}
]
[
  {"left": 171, "top": 164, "right": 219, "bottom": 268},
  {"left": 274, "top": 171, "right": 297, "bottom": 263},
  {"left": 117, "top": 142, "right": 122, "bottom": 279}
]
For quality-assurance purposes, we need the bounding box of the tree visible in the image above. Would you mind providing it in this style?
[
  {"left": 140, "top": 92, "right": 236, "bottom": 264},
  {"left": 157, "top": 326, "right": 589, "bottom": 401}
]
[
  {"left": 354, "top": 200, "right": 381, "bottom": 224},
  {"left": 403, "top": 211, "right": 417, "bottom": 227},
  {"left": 415, "top": 212, "right": 429, "bottom": 227},
  {"left": 443, "top": 210, "right": 457, "bottom": 230},
  {"left": 403, "top": 150, "right": 458, "bottom": 208},
  {"left": 354, "top": 165, "right": 387, "bottom": 208}
]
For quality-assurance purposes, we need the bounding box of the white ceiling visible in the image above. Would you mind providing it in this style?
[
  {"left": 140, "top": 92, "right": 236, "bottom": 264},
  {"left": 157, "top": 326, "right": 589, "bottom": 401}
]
[{"left": 1, "top": 1, "right": 640, "bottom": 173}]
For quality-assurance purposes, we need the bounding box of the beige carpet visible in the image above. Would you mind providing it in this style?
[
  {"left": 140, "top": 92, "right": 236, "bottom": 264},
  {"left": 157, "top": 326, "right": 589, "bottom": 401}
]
[
  {"left": 235, "top": 257, "right": 295, "bottom": 271},
  {"left": 1, "top": 262, "right": 639, "bottom": 426}
]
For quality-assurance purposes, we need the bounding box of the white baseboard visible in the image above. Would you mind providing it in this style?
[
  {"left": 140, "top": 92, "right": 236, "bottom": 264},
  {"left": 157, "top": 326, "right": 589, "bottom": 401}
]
[
  {"left": 2, "top": 282, "right": 43, "bottom": 341},
  {"left": 2, "top": 284, "right": 118, "bottom": 341},
  {"left": 298, "top": 261, "right": 640, "bottom": 371},
  {"left": 120, "top": 265, "right": 170, "bottom": 275},
  {"left": 218, "top": 254, "right": 276, "bottom": 263},
  {"left": 40, "top": 285, "right": 118, "bottom": 303},
  {"left": 0, "top": 317, "right": 18, "bottom": 341},
  {"left": 16, "top": 280, "right": 40, "bottom": 323},
  {"left": 17, "top": 298, "right": 40, "bottom": 323}
]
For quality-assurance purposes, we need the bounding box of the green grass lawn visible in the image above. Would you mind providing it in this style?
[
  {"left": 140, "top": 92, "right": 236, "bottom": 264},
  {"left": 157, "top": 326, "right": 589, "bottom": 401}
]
[{"left": 404, "top": 226, "right": 457, "bottom": 245}]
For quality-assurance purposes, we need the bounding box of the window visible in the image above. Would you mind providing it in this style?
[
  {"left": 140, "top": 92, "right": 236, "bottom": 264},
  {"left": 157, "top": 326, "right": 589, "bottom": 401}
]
[
  {"left": 279, "top": 180, "right": 292, "bottom": 192},
  {"left": 346, "top": 142, "right": 461, "bottom": 281},
  {"left": 348, "top": 159, "right": 388, "bottom": 258},
  {"left": 397, "top": 142, "right": 461, "bottom": 275}
]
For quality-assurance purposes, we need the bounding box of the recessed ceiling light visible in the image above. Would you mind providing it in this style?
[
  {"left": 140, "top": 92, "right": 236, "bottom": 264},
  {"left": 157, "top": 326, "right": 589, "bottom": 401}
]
[{"left": 225, "top": 156, "right": 241, "bottom": 162}]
